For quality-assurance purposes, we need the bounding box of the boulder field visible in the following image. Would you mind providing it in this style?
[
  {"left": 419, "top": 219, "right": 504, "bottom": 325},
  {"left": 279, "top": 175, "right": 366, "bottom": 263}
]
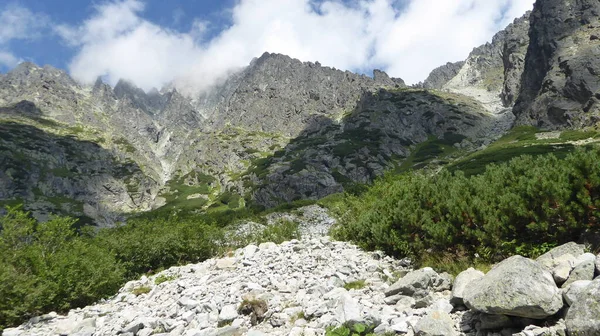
[{"left": 3, "top": 240, "right": 599, "bottom": 336}]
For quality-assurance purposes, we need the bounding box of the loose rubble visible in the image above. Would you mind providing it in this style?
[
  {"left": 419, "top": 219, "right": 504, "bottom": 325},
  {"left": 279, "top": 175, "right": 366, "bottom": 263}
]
[{"left": 4, "top": 240, "right": 600, "bottom": 336}]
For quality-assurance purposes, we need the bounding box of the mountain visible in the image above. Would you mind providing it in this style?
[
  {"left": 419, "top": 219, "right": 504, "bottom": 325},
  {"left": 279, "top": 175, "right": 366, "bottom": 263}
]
[
  {"left": 513, "top": 0, "right": 600, "bottom": 129},
  {"left": 1, "top": 0, "right": 597, "bottom": 225}
]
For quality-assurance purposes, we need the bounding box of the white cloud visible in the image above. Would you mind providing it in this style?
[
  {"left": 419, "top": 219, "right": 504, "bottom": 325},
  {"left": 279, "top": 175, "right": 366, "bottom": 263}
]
[
  {"left": 0, "top": 50, "right": 19, "bottom": 68},
  {"left": 0, "top": 3, "right": 49, "bottom": 69},
  {"left": 0, "top": 3, "right": 49, "bottom": 44},
  {"left": 60, "top": 0, "right": 535, "bottom": 92}
]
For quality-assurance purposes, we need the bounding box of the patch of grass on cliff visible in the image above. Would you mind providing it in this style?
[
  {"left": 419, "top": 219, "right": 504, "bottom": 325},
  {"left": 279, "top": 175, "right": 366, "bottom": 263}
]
[
  {"left": 396, "top": 133, "right": 464, "bottom": 173},
  {"left": 113, "top": 137, "right": 136, "bottom": 153},
  {"left": 161, "top": 171, "right": 217, "bottom": 211},
  {"left": 559, "top": 130, "right": 600, "bottom": 141},
  {"left": 447, "top": 126, "right": 580, "bottom": 176}
]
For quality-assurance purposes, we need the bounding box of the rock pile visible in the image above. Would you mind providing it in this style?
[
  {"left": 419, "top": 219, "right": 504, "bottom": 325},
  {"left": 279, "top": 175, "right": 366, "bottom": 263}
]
[{"left": 4, "top": 240, "right": 600, "bottom": 336}]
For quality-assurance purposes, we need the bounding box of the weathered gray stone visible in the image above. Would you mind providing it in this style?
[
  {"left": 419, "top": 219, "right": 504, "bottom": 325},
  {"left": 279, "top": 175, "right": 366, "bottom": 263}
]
[
  {"left": 562, "top": 254, "right": 596, "bottom": 288},
  {"left": 563, "top": 280, "right": 593, "bottom": 306},
  {"left": 1, "top": 328, "right": 23, "bottom": 336},
  {"left": 269, "top": 313, "right": 289, "bottom": 327},
  {"left": 218, "top": 305, "right": 239, "bottom": 323},
  {"left": 536, "top": 243, "right": 585, "bottom": 271},
  {"left": 384, "top": 268, "right": 446, "bottom": 297},
  {"left": 413, "top": 311, "right": 458, "bottom": 336},
  {"left": 464, "top": 256, "right": 563, "bottom": 318},
  {"left": 451, "top": 267, "right": 484, "bottom": 306},
  {"left": 565, "top": 278, "right": 600, "bottom": 335}
]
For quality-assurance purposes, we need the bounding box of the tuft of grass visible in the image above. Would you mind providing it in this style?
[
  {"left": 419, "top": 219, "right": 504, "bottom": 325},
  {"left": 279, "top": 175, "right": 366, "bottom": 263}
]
[
  {"left": 238, "top": 298, "right": 268, "bottom": 325},
  {"left": 343, "top": 279, "right": 366, "bottom": 291},
  {"left": 559, "top": 130, "right": 600, "bottom": 141},
  {"left": 416, "top": 252, "right": 492, "bottom": 276},
  {"left": 255, "top": 219, "right": 301, "bottom": 245},
  {"left": 154, "top": 274, "right": 178, "bottom": 285},
  {"left": 131, "top": 286, "right": 152, "bottom": 296}
]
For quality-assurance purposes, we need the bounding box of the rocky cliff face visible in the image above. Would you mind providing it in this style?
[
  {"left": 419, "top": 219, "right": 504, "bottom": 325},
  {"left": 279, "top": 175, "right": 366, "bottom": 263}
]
[
  {"left": 513, "top": 0, "right": 600, "bottom": 129},
  {"left": 440, "top": 13, "right": 531, "bottom": 116},
  {"left": 194, "top": 52, "right": 405, "bottom": 137}
]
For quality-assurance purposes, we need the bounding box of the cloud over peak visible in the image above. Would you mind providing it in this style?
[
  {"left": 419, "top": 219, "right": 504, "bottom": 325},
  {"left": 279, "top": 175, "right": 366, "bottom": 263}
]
[{"left": 55, "top": 0, "right": 534, "bottom": 93}]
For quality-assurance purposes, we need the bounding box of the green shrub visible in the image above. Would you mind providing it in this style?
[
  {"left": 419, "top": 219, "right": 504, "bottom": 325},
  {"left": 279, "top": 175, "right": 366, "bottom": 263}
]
[
  {"left": 0, "top": 207, "right": 125, "bottom": 330},
  {"left": 131, "top": 286, "right": 151, "bottom": 296},
  {"left": 95, "top": 215, "right": 223, "bottom": 277},
  {"left": 254, "top": 219, "right": 300, "bottom": 244},
  {"left": 332, "top": 148, "right": 600, "bottom": 264},
  {"left": 326, "top": 322, "right": 377, "bottom": 336},
  {"left": 343, "top": 280, "right": 366, "bottom": 290},
  {"left": 154, "top": 274, "right": 178, "bottom": 285}
]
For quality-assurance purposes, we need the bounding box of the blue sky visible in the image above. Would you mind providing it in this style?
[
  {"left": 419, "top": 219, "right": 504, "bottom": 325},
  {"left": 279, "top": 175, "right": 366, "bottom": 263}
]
[
  {"left": 0, "top": 0, "right": 535, "bottom": 92},
  {"left": 1, "top": 0, "right": 236, "bottom": 71}
]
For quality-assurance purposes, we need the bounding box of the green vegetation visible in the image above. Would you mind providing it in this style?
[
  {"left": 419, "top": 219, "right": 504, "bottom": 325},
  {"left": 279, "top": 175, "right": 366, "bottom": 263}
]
[
  {"left": 154, "top": 274, "right": 178, "bottom": 285},
  {"left": 326, "top": 323, "right": 377, "bottom": 336},
  {"left": 0, "top": 202, "right": 304, "bottom": 330},
  {"left": 131, "top": 286, "right": 151, "bottom": 296},
  {"left": 0, "top": 207, "right": 125, "bottom": 330},
  {"left": 113, "top": 137, "right": 137, "bottom": 153},
  {"left": 447, "top": 126, "right": 585, "bottom": 176},
  {"left": 253, "top": 219, "right": 301, "bottom": 245},
  {"left": 332, "top": 148, "right": 600, "bottom": 270},
  {"left": 160, "top": 171, "right": 217, "bottom": 211},
  {"left": 396, "top": 133, "right": 465, "bottom": 173},
  {"left": 343, "top": 279, "right": 366, "bottom": 291}
]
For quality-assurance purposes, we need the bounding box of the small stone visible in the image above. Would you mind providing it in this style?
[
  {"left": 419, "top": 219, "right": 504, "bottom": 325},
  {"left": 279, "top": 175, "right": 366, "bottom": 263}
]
[
  {"left": 219, "top": 304, "right": 239, "bottom": 323},
  {"left": 413, "top": 311, "right": 458, "bottom": 336},
  {"left": 216, "top": 258, "right": 237, "bottom": 269},
  {"left": 270, "top": 313, "right": 290, "bottom": 327}
]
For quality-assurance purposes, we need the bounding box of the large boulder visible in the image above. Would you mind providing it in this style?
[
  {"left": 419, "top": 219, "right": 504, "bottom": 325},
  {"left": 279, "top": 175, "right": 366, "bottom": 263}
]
[
  {"left": 463, "top": 256, "right": 563, "bottom": 318},
  {"left": 384, "top": 268, "right": 451, "bottom": 298},
  {"left": 450, "top": 268, "right": 484, "bottom": 306},
  {"left": 536, "top": 242, "right": 589, "bottom": 286},
  {"left": 565, "top": 278, "right": 600, "bottom": 335},
  {"left": 537, "top": 243, "right": 585, "bottom": 270}
]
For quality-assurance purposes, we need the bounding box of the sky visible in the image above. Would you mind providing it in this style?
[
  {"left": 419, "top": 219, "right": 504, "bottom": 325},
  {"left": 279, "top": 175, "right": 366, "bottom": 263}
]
[{"left": 0, "top": 0, "right": 535, "bottom": 93}]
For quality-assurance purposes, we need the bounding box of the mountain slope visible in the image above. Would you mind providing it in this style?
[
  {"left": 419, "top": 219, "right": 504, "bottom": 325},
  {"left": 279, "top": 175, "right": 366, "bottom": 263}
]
[{"left": 513, "top": 0, "right": 600, "bottom": 129}]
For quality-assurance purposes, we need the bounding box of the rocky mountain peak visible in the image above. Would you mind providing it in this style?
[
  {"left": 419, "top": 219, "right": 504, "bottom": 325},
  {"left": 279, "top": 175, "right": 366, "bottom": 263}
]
[{"left": 513, "top": 0, "right": 600, "bottom": 129}]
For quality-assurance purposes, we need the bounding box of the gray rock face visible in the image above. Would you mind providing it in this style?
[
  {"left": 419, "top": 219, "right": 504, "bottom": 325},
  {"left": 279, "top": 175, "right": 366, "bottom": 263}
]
[
  {"left": 422, "top": 62, "right": 465, "bottom": 90},
  {"left": 565, "top": 278, "right": 600, "bottom": 335},
  {"left": 463, "top": 255, "right": 563, "bottom": 319},
  {"left": 500, "top": 13, "right": 531, "bottom": 107},
  {"left": 450, "top": 267, "right": 484, "bottom": 306},
  {"left": 196, "top": 52, "right": 405, "bottom": 138},
  {"left": 438, "top": 12, "right": 531, "bottom": 116},
  {"left": 514, "top": 0, "right": 600, "bottom": 129}
]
